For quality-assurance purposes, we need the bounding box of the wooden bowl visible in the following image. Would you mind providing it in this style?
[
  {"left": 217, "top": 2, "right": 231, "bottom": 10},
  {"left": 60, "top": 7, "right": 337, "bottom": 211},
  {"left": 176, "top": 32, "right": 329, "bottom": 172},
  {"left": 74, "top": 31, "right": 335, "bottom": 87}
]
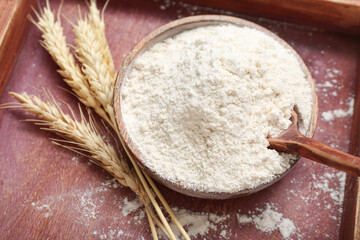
[{"left": 113, "top": 15, "right": 318, "bottom": 199}]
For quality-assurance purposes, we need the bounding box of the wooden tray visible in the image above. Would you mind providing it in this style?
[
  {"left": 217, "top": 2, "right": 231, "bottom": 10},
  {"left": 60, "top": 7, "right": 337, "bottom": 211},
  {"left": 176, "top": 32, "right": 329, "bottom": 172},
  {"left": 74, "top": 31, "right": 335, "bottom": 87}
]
[{"left": 1, "top": 0, "right": 359, "bottom": 239}]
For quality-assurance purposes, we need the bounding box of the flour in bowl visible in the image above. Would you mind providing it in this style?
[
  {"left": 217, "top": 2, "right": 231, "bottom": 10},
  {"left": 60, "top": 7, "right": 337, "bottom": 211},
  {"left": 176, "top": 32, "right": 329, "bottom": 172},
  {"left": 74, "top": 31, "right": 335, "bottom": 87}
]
[{"left": 121, "top": 24, "right": 313, "bottom": 193}]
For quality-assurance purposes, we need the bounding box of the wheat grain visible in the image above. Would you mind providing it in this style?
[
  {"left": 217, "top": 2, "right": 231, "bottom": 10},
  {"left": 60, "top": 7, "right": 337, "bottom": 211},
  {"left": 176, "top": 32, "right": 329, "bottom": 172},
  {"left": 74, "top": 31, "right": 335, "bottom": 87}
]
[
  {"left": 28, "top": 1, "right": 111, "bottom": 124},
  {"left": 87, "top": 0, "right": 116, "bottom": 78}
]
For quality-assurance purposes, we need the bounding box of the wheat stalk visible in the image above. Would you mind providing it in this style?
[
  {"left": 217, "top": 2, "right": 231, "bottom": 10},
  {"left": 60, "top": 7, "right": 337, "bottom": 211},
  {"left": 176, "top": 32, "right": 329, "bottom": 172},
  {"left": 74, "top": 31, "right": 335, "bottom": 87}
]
[{"left": 28, "top": 1, "right": 111, "bottom": 124}]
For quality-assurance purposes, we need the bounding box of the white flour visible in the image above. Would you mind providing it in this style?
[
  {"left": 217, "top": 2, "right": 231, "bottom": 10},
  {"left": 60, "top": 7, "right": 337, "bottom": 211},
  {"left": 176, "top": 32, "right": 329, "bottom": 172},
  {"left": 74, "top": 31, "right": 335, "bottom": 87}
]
[
  {"left": 321, "top": 97, "right": 354, "bottom": 122},
  {"left": 121, "top": 24, "right": 313, "bottom": 193},
  {"left": 121, "top": 196, "right": 143, "bottom": 216},
  {"left": 237, "top": 204, "right": 296, "bottom": 239},
  {"left": 158, "top": 207, "right": 230, "bottom": 239}
]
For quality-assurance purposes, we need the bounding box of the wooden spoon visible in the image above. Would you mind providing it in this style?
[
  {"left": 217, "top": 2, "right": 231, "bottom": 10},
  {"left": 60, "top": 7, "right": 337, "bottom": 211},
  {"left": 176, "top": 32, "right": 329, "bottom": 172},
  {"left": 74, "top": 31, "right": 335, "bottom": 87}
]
[{"left": 268, "top": 110, "right": 360, "bottom": 176}]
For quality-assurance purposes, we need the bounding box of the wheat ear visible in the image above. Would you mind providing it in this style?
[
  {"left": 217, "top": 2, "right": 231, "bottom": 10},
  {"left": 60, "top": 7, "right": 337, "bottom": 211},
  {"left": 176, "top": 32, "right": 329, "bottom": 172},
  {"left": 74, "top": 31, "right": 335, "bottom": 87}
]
[
  {"left": 28, "top": 1, "right": 111, "bottom": 124},
  {"left": 9, "top": 92, "right": 145, "bottom": 200},
  {"left": 9, "top": 91, "right": 170, "bottom": 238},
  {"left": 87, "top": 0, "right": 116, "bottom": 78},
  {"left": 73, "top": 17, "right": 116, "bottom": 127}
]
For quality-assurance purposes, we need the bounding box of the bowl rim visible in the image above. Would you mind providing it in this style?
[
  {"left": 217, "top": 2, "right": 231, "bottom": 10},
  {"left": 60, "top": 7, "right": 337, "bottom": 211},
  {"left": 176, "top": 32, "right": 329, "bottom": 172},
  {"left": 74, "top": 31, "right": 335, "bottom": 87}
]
[{"left": 113, "top": 15, "right": 319, "bottom": 199}]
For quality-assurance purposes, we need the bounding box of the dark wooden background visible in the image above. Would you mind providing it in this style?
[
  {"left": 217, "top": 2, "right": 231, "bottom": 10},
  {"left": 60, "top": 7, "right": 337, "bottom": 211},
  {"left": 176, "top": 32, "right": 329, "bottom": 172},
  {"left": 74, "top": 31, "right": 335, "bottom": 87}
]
[{"left": 1, "top": 0, "right": 359, "bottom": 239}]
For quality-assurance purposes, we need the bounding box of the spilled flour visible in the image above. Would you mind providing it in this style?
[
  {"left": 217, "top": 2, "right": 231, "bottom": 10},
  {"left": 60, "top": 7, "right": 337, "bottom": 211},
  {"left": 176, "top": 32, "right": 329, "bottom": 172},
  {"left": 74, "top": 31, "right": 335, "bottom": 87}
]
[
  {"left": 312, "top": 172, "right": 346, "bottom": 209},
  {"left": 29, "top": 178, "right": 122, "bottom": 225},
  {"left": 31, "top": 202, "right": 52, "bottom": 218},
  {"left": 28, "top": 169, "right": 347, "bottom": 239},
  {"left": 121, "top": 196, "right": 143, "bottom": 216},
  {"left": 321, "top": 97, "right": 354, "bottom": 122},
  {"left": 158, "top": 207, "right": 230, "bottom": 239},
  {"left": 237, "top": 204, "right": 296, "bottom": 239}
]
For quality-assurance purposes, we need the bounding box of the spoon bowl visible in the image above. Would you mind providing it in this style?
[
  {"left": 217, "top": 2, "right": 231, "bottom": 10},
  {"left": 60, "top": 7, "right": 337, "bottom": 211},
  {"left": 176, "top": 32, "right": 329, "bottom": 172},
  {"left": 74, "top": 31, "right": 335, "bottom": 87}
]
[
  {"left": 269, "top": 110, "right": 360, "bottom": 176},
  {"left": 113, "top": 15, "right": 318, "bottom": 199}
]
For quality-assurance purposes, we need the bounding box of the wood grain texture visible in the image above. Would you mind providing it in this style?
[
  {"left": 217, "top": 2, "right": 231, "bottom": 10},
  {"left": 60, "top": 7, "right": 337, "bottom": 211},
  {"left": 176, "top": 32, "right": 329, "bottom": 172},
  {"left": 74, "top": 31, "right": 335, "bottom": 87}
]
[
  {"left": 0, "top": 0, "right": 359, "bottom": 239},
  {"left": 0, "top": 0, "right": 36, "bottom": 96},
  {"left": 114, "top": 15, "right": 319, "bottom": 199},
  {"left": 341, "top": 64, "right": 360, "bottom": 239},
  {"left": 180, "top": 0, "right": 360, "bottom": 35}
]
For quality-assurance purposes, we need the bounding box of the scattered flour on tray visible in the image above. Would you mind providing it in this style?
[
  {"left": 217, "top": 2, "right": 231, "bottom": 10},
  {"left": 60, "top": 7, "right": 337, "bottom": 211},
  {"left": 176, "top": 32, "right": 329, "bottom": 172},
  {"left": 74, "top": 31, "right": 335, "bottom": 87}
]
[
  {"left": 28, "top": 171, "right": 346, "bottom": 239},
  {"left": 158, "top": 207, "right": 230, "bottom": 239},
  {"left": 71, "top": 156, "right": 79, "bottom": 165},
  {"left": 31, "top": 202, "right": 53, "bottom": 218},
  {"left": 29, "top": 178, "right": 122, "bottom": 224},
  {"left": 237, "top": 204, "right": 296, "bottom": 239},
  {"left": 121, "top": 196, "right": 143, "bottom": 216},
  {"left": 121, "top": 24, "right": 313, "bottom": 193},
  {"left": 312, "top": 172, "right": 346, "bottom": 210},
  {"left": 321, "top": 97, "right": 354, "bottom": 122}
]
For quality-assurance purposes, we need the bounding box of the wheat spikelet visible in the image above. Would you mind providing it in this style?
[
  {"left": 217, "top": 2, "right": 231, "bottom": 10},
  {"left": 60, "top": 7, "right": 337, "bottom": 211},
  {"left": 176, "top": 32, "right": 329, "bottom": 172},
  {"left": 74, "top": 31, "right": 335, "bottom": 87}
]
[
  {"left": 73, "top": 18, "right": 116, "bottom": 126},
  {"left": 9, "top": 92, "right": 148, "bottom": 203},
  {"left": 28, "top": 1, "right": 111, "bottom": 124},
  {"left": 87, "top": 0, "right": 116, "bottom": 78}
]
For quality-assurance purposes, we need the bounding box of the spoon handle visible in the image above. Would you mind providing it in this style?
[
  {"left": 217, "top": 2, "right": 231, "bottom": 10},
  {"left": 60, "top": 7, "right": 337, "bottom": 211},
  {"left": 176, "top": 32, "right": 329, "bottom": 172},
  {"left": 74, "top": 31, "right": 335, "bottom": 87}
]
[{"left": 269, "top": 135, "right": 360, "bottom": 176}]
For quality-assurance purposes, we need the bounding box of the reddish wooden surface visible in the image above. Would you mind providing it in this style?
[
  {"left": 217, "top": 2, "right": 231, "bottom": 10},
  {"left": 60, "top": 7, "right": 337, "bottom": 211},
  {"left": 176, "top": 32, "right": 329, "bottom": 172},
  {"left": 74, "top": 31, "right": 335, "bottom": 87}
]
[
  {"left": 0, "top": 0, "right": 359, "bottom": 239},
  {"left": 343, "top": 64, "right": 360, "bottom": 239},
  {"left": 180, "top": 0, "right": 360, "bottom": 35},
  {"left": 0, "top": 0, "right": 36, "bottom": 96}
]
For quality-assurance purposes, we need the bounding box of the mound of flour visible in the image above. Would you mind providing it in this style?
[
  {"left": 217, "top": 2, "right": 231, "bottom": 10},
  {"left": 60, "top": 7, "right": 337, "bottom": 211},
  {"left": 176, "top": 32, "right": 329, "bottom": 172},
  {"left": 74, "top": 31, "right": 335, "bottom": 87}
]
[{"left": 121, "top": 24, "right": 313, "bottom": 193}]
